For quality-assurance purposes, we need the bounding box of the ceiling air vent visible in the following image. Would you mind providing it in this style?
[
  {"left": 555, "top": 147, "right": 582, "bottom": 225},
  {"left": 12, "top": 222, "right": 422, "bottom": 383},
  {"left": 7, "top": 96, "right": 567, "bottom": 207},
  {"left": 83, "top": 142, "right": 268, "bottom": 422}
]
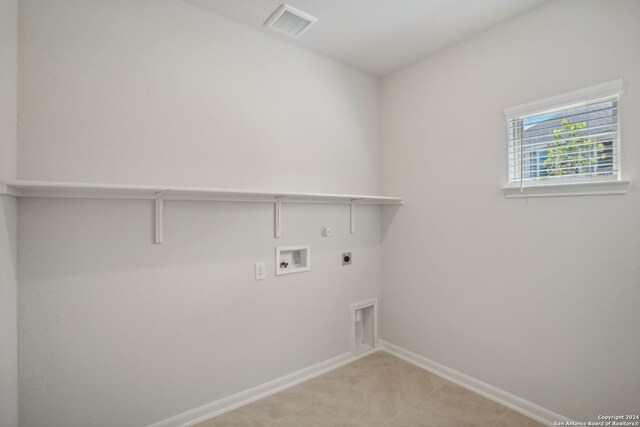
[{"left": 264, "top": 4, "right": 317, "bottom": 38}]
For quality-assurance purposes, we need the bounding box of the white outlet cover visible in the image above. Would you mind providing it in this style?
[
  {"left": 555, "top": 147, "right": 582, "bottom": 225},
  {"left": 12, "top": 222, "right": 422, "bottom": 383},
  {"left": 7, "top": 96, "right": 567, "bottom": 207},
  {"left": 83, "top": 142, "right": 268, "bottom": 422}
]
[{"left": 255, "top": 262, "right": 266, "bottom": 280}]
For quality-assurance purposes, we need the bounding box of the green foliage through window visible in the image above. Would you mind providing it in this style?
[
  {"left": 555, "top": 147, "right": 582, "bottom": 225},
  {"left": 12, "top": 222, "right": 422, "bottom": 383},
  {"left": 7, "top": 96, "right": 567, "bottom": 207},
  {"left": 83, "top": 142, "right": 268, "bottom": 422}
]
[{"left": 543, "top": 119, "right": 606, "bottom": 176}]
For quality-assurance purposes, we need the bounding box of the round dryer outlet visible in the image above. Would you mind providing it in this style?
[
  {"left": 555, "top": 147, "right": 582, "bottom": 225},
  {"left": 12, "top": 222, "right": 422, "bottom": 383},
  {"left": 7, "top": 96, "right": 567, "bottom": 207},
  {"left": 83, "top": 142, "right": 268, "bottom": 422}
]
[{"left": 342, "top": 252, "right": 352, "bottom": 265}]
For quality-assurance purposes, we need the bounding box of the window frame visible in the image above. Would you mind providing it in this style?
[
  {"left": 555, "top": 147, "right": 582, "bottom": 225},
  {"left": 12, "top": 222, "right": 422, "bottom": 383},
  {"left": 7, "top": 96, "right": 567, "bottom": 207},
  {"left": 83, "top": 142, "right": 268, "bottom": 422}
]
[{"left": 502, "top": 79, "right": 631, "bottom": 198}]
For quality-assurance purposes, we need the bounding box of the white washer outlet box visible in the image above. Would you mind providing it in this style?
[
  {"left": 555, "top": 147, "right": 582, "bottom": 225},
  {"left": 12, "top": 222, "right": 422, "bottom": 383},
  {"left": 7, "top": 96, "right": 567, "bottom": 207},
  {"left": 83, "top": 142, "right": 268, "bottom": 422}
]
[{"left": 276, "top": 245, "right": 311, "bottom": 275}]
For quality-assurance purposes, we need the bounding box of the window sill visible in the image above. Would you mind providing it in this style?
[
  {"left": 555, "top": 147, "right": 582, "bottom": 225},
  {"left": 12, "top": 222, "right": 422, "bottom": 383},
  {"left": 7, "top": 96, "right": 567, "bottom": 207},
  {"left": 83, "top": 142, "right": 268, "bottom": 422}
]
[{"left": 502, "top": 180, "right": 631, "bottom": 198}]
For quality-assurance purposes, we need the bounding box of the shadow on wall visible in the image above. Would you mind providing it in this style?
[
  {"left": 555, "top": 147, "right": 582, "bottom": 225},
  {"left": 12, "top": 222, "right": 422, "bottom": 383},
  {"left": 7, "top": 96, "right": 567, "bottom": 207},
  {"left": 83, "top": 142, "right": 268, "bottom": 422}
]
[
  {"left": 0, "top": 196, "right": 18, "bottom": 268},
  {"left": 382, "top": 205, "right": 401, "bottom": 239}
]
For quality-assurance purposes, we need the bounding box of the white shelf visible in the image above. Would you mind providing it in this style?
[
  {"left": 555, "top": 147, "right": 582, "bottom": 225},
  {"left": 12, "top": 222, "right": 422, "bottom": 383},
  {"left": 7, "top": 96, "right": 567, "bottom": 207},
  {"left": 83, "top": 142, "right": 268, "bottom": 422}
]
[
  {"left": 0, "top": 180, "right": 403, "bottom": 205},
  {"left": 0, "top": 180, "right": 402, "bottom": 243}
]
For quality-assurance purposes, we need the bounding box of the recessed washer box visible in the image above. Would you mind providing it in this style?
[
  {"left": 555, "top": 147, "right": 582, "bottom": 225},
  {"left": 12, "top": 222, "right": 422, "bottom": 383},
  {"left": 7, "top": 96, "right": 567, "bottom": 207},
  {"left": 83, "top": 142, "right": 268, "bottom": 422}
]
[{"left": 276, "top": 245, "right": 310, "bottom": 275}]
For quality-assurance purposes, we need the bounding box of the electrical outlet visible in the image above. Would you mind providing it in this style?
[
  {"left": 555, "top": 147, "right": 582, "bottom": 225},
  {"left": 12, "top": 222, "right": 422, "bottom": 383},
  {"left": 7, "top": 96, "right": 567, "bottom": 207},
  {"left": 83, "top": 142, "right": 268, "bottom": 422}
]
[
  {"left": 255, "top": 262, "right": 266, "bottom": 280},
  {"left": 342, "top": 252, "right": 352, "bottom": 265}
]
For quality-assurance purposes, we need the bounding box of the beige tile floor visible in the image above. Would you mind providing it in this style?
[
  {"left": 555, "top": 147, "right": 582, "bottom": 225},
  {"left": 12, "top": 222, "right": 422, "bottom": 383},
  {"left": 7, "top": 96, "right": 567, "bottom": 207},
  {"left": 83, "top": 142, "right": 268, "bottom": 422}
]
[{"left": 194, "top": 351, "right": 546, "bottom": 427}]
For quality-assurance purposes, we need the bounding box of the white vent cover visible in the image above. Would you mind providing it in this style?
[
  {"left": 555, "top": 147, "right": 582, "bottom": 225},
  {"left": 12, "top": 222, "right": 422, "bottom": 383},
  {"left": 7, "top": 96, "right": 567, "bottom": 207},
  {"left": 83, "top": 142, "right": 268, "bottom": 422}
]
[{"left": 264, "top": 4, "right": 317, "bottom": 38}]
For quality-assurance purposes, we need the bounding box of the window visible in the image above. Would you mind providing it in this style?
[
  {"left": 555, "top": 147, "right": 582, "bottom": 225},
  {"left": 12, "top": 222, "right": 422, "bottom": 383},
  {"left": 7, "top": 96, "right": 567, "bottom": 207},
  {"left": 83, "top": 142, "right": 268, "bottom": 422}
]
[{"left": 503, "top": 79, "right": 630, "bottom": 197}]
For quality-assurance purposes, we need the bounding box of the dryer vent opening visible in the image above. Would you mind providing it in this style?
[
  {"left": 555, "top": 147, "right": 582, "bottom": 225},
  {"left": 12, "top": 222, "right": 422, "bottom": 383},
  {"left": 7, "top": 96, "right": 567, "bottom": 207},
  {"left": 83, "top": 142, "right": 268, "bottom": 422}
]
[{"left": 351, "top": 299, "right": 378, "bottom": 355}]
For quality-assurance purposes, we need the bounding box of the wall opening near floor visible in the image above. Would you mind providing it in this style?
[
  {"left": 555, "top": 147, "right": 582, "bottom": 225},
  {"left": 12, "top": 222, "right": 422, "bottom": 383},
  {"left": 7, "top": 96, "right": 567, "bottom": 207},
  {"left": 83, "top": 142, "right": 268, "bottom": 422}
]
[{"left": 351, "top": 299, "right": 378, "bottom": 354}]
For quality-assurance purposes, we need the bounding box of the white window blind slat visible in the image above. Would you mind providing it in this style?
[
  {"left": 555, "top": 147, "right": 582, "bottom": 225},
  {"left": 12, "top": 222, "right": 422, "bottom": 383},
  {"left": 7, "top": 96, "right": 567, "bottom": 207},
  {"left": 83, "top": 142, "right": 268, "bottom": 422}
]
[
  {"left": 514, "top": 163, "right": 617, "bottom": 174},
  {"left": 515, "top": 170, "right": 618, "bottom": 181},
  {"left": 517, "top": 130, "right": 619, "bottom": 150},
  {"left": 508, "top": 107, "right": 618, "bottom": 132},
  {"left": 508, "top": 99, "right": 617, "bottom": 121},
  {"left": 509, "top": 146, "right": 619, "bottom": 161}
]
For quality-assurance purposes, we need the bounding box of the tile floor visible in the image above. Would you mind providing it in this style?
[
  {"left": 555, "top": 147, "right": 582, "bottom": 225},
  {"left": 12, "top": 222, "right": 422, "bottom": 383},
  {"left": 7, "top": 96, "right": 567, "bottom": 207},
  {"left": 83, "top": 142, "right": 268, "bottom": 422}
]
[{"left": 194, "top": 351, "right": 546, "bottom": 427}]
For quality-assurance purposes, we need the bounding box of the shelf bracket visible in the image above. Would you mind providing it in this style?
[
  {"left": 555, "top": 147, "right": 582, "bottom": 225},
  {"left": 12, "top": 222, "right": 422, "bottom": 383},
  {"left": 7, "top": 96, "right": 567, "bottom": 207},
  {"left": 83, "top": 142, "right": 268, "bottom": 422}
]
[
  {"left": 350, "top": 200, "right": 356, "bottom": 234},
  {"left": 154, "top": 191, "right": 166, "bottom": 244},
  {"left": 274, "top": 197, "right": 284, "bottom": 238}
]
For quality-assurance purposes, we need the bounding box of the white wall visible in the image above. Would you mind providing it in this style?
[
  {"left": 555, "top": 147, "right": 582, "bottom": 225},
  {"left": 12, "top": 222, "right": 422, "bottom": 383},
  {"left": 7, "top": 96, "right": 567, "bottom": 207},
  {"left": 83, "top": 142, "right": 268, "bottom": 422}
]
[
  {"left": 17, "top": 1, "right": 382, "bottom": 426},
  {"left": 18, "top": 0, "right": 381, "bottom": 194},
  {"left": 0, "top": 196, "right": 18, "bottom": 427},
  {"left": 0, "top": 0, "right": 18, "bottom": 181},
  {"left": 0, "top": 0, "right": 19, "bottom": 426},
  {"left": 19, "top": 200, "right": 381, "bottom": 426},
  {"left": 381, "top": 0, "right": 640, "bottom": 421}
]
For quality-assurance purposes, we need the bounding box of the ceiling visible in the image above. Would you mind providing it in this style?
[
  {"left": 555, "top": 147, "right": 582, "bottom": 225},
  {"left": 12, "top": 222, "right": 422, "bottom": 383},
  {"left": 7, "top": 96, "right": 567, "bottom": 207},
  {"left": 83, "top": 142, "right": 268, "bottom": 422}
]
[{"left": 182, "top": 0, "right": 548, "bottom": 76}]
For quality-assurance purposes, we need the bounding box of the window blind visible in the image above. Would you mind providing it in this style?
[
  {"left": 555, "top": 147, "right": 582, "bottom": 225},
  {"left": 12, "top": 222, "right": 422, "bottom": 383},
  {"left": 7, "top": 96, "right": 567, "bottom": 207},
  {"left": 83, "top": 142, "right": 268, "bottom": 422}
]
[{"left": 507, "top": 95, "right": 620, "bottom": 188}]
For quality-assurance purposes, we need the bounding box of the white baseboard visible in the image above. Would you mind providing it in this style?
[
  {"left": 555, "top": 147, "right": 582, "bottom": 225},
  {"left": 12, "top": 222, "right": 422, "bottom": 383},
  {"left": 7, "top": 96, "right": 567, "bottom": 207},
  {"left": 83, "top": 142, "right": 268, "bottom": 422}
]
[
  {"left": 379, "top": 340, "right": 570, "bottom": 427},
  {"left": 149, "top": 341, "right": 570, "bottom": 427},
  {"left": 148, "top": 348, "right": 379, "bottom": 427}
]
